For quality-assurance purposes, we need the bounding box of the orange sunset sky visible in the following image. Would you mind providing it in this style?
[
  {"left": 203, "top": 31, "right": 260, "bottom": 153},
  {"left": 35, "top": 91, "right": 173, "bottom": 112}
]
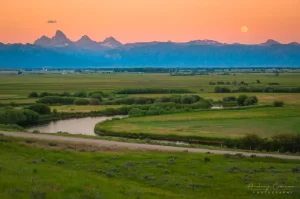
[{"left": 1, "top": 0, "right": 300, "bottom": 44}]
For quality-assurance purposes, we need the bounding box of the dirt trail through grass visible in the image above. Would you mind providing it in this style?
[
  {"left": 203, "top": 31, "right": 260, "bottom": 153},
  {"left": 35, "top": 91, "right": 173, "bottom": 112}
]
[{"left": 1, "top": 131, "right": 300, "bottom": 160}]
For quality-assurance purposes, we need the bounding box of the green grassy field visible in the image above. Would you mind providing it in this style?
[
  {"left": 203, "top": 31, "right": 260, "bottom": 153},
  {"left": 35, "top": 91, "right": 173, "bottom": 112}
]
[
  {"left": 96, "top": 105, "right": 300, "bottom": 138},
  {"left": 0, "top": 136, "right": 299, "bottom": 199},
  {"left": 1, "top": 72, "right": 300, "bottom": 96}
]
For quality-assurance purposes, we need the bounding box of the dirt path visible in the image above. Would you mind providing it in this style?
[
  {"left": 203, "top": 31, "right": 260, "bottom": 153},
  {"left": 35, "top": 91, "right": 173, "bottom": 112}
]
[{"left": 1, "top": 131, "right": 300, "bottom": 160}]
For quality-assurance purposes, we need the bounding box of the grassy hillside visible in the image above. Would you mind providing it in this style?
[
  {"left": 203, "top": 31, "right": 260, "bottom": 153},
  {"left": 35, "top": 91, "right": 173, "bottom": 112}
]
[{"left": 0, "top": 136, "right": 299, "bottom": 199}]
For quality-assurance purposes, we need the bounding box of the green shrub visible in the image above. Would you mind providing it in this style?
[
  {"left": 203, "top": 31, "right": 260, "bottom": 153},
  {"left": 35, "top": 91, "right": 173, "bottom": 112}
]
[
  {"left": 91, "top": 93, "right": 103, "bottom": 101},
  {"left": 146, "top": 106, "right": 167, "bottom": 116},
  {"left": 128, "top": 108, "right": 146, "bottom": 117},
  {"left": 26, "top": 104, "right": 51, "bottom": 115},
  {"left": 28, "top": 92, "right": 39, "bottom": 98},
  {"left": 244, "top": 96, "right": 258, "bottom": 106},
  {"left": 90, "top": 98, "right": 100, "bottom": 105},
  {"left": 73, "top": 91, "right": 87, "bottom": 98},
  {"left": 181, "top": 95, "right": 198, "bottom": 104},
  {"left": 89, "top": 91, "right": 104, "bottom": 97},
  {"left": 273, "top": 100, "right": 284, "bottom": 107},
  {"left": 57, "top": 159, "right": 65, "bottom": 164},
  {"left": 237, "top": 95, "right": 248, "bottom": 106},
  {"left": 0, "top": 109, "right": 39, "bottom": 125},
  {"left": 37, "top": 96, "right": 76, "bottom": 105},
  {"left": 73, "top": 99, "right": 90, "bottom": 105},
  {"left": 215, "top": 86, "right": 231, "bottom": 93},
  {"left": 52, "top": 109, "right": 58, "bottom": 114},
  {"left": 238, "top": 134, "right": 264, "bottom": 150}
]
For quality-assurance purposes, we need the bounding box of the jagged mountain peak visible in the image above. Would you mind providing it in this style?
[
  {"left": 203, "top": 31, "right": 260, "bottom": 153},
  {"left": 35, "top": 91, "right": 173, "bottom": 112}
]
[
  {"left": 261, "top": 39, "right": 281, "bottom": 46},
  {"left": 101, "top": 36, "right": 122, "bottom": 47},
  {"left": 54, "top": 30, "right": 67, "bottom": 39}
]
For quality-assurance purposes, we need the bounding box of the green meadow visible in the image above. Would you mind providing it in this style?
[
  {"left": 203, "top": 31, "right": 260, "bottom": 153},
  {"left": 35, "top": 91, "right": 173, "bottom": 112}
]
[
  {"left": 96, "top": 105, "right": 300, "bottom": 139},
  {"left": 0, "top": 135, "right": 299, "bottom": 199},
  {"left": 1, "top": 71, "right": 300, "bottom": 143},
  {"left": 1, "top": 72, "right": 300, "bottom": 96},
  {"left": 1, "top": 71, "right": 300, "bottom": 198}
]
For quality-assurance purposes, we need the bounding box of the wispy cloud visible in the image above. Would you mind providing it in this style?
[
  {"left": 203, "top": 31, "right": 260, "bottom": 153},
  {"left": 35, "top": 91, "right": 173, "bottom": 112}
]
[{"left": 47, "top": 20, "right": 57, "bottom": 24}]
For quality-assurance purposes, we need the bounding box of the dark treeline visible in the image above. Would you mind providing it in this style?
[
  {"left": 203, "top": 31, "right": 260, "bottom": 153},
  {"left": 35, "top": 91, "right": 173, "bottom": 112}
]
[
  {"left": 106, "top": 95, "right": 203, "bottom": 105},
  {"left": 215, "top": 86, "right": 300, "bottom": 93},
  {"left": 95, "top": 125, "right": 300, "bottom": 153},
  {"left": 113, "top": 68, "right": 171, "bottom": 73},
  {"left": 29, "top": 91, "right": 107, "bottom": 98},
  {"left": 115, "top": 88, "right": 193, "bottom": 94},
  {"left": 225, "top": 134, "right": 300, "bottom": 153},
  {"left": 37, "top": 96, "right": 77, "bottom": 105}
]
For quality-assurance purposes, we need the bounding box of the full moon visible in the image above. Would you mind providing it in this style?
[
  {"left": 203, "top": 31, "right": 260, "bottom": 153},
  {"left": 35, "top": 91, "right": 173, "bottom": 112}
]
[{"left": 241, "top": 26, "right": 248, "bottom": 33}]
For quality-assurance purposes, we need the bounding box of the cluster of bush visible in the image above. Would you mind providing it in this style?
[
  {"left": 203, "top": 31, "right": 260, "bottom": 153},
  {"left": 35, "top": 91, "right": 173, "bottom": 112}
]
[
  {"left": 215, "top": 86, "right": 300, "bottom": 93},
  {"left": 26, "top": 104, "right": 51, "bottom": 114},
  {"left": 115, "top": 88, "right": 193, "bottom": 94},
  {"left": 106, "top": 95, "right": 203, "bottom": 105},
  {"left": 222, "top": 95, "right": 258, "bottom": 107},
  {"left": 29, "top": 91, "right": 106, "bottom": 99},
  {"left": 128, "top": 101, "right": 212, "bottom": 117},
  {"left": 210, "top": 80, "right": 251, "bottom": 86},
  {"left": 0, "top": 108, "right": 39, "bottom": 125},
  {"left": 214, "top": 87, "right": 231, "bottom": 93},
  {"left": 225, "top": 134, "right": 300, "bottom": 153},
  {"left": 268, "top": 82, "right": 280, "bottom": 85},
  {"left": 209, "top": 81, "right": 231, "bottom": 85},
  {"left": 37, "top": 96, "right": 77, "bottom": 105},
  {"left": 36, "top": 96, "right": 103, "bottom": 106}
]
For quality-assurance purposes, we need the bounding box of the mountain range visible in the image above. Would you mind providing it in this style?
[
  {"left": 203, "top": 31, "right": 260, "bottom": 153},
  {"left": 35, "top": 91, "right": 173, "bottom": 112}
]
[
  {"left": 34, "top": 30, "right": 123, "bottom": 50},
  {"left": 0, "top": 30, "right": 300, "bottom": 67}
]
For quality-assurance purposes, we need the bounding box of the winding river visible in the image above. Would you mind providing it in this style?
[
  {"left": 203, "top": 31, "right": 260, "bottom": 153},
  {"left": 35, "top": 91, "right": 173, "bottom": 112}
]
[{"left": 26, "top": 115, "right": 126, "bottom": 136}]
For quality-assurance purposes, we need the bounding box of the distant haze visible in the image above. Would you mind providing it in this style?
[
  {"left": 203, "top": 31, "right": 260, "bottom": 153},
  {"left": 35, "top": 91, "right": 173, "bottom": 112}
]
[{"left": 1, "top": 0, "right": 300, "bottom": 44}]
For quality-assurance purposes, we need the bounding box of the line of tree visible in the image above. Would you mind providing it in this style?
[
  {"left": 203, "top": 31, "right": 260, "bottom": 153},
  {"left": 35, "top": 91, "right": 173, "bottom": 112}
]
[
  {"left": 29, "top": 91, "right": 107, "bottom": 99},
  {"left": 215, "top": 86, "right": 300, "bottom": 93},
  {"left": 128, "top": 101, "right": 213, "bottom": 117},
  {"left": 36, "top": 96, "right": 102, "bottom": 105},
  {"left": 105, "top": 95, "right": 203, "bottom": 105},
  {"left": 115, "top": 88, "right": 193, "bottom": 94},
  {"left": 225, "top": 134, "right": 300, "bottom": 153}
]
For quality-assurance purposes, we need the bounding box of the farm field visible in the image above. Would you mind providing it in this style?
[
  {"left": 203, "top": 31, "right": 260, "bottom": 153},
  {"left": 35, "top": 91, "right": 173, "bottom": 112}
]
[
  {"left": 96, "top": 105, "right": 300, "bottom": 138},
  {"left": 1, "top": 72, "right": 300, "bottom": 96},
  {"left": 0, "top": 135, "right": 299, "bottom": 199}
]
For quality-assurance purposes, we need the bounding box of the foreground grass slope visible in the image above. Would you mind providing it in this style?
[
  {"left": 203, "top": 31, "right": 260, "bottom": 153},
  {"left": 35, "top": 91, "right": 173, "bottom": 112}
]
[
  {"left": 96, "top": 105, "right": 300, "bottom": 138},
  {"left": 0, "top": 136, "right": 300, "bottom": 199}
]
